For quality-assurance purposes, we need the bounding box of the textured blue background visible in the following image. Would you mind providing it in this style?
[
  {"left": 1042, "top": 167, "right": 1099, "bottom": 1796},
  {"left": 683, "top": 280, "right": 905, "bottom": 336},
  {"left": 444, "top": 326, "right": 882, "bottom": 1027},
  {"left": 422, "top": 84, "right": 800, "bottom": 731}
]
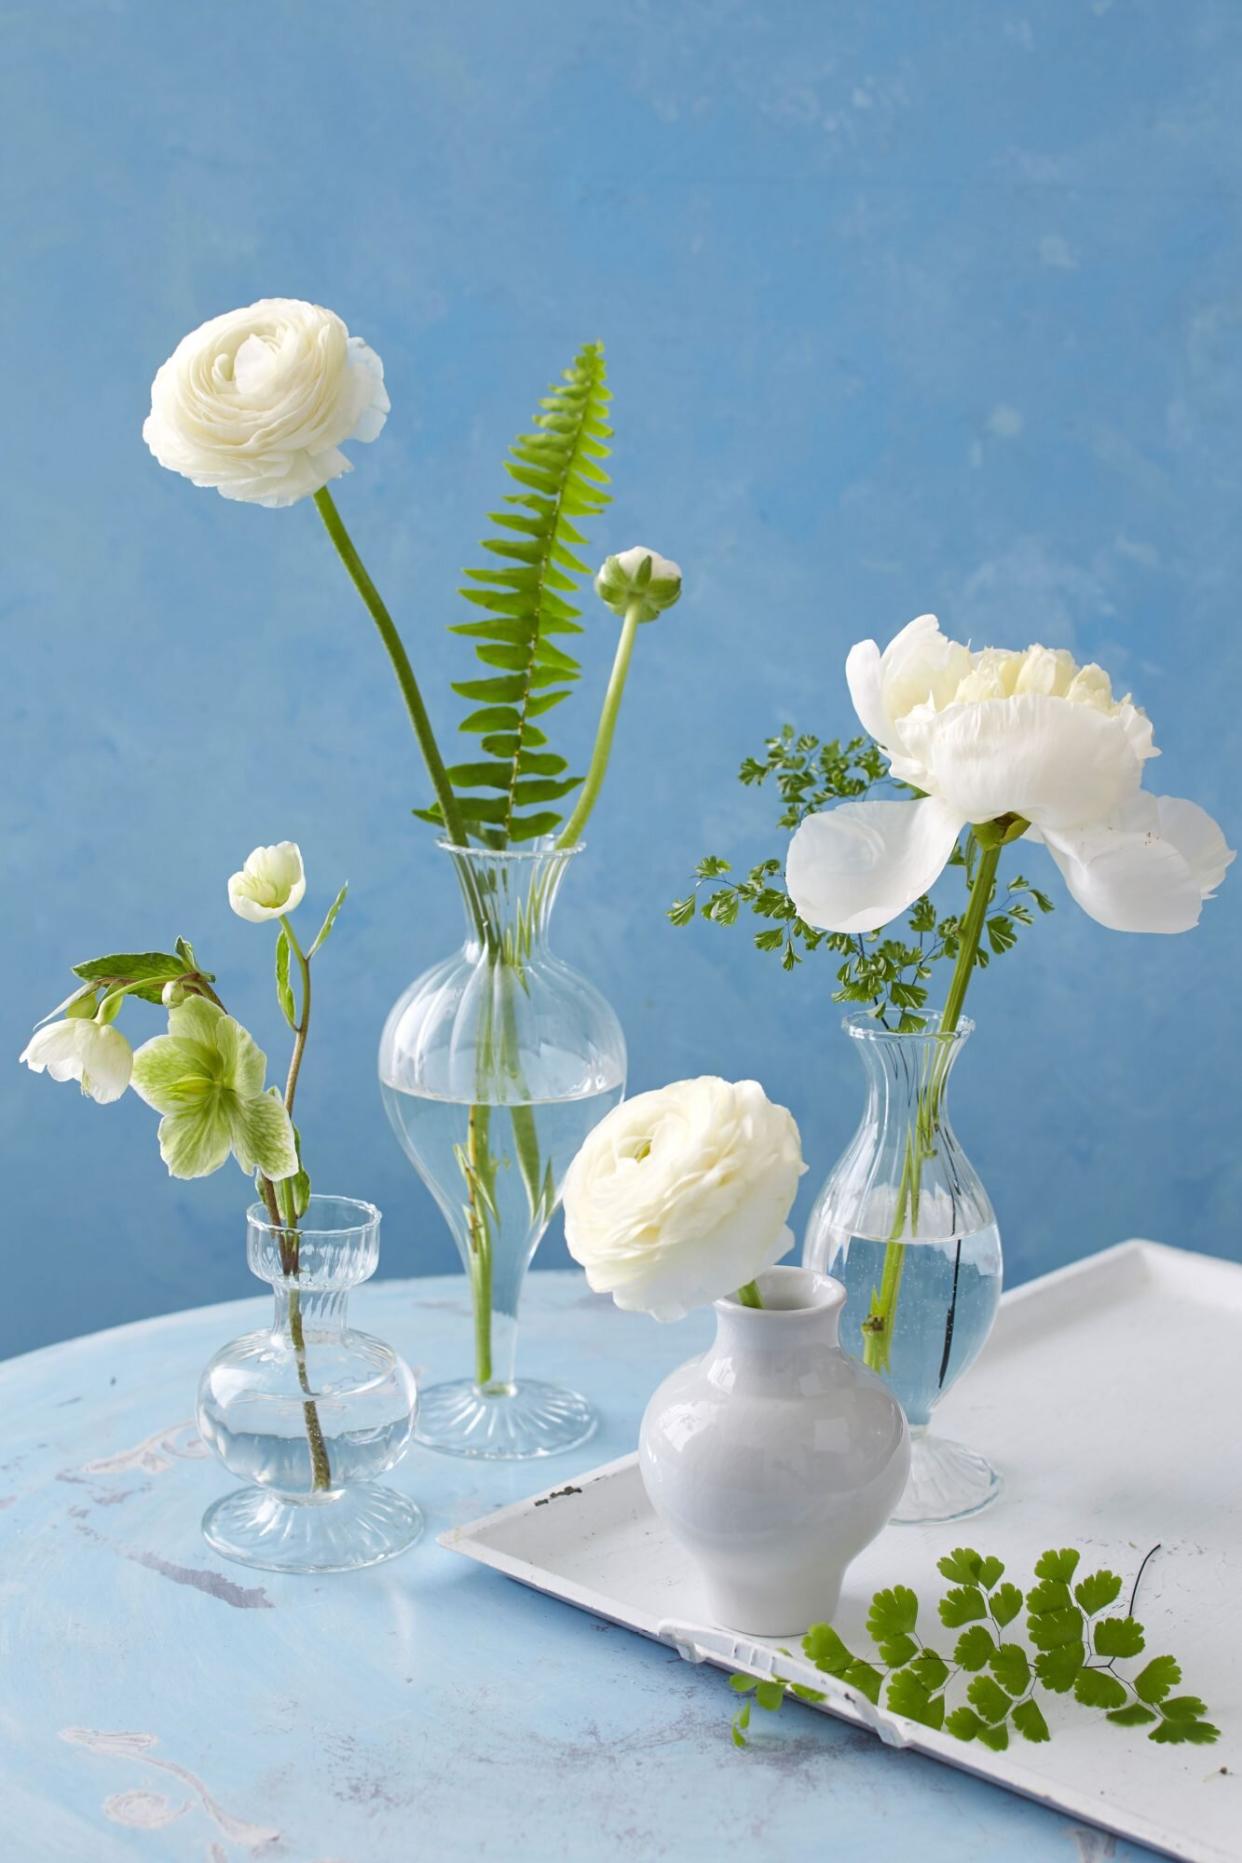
[{"left": 3, "top": 0, "right": 1239, "bottom": 1358}]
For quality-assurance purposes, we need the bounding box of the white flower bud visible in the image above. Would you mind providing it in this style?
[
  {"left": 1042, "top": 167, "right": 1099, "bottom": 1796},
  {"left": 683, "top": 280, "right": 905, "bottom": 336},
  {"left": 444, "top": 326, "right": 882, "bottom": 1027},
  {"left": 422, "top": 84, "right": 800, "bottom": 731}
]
[{"left": 595, "top": 547, "right": 682, "bottom": 623}]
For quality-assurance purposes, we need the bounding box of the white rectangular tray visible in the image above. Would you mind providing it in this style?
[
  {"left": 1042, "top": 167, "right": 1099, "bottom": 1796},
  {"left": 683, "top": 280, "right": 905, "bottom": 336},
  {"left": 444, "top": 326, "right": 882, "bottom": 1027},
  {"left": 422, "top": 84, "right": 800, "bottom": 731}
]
[{"left": 443, "top": 1241, "right": 1242, "bottom": 1863}]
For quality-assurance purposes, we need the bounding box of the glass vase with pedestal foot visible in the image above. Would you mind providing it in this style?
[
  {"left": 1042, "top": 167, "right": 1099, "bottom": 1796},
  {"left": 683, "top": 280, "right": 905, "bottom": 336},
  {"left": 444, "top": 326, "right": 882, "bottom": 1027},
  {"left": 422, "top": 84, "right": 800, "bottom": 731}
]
[
  {"left": 803, "top": 1013, "right": 1003, "bottom": 1524},
  {"left": 379, "top": 840, "right": 625, "bottom": 1459},
  {"left": 197, "top": 1196, "right": 422, "bottom": 1572}
]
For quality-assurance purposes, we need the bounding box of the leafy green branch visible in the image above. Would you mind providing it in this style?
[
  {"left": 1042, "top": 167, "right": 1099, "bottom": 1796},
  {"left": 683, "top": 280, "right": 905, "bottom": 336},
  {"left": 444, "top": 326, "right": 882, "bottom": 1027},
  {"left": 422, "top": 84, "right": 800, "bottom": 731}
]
[
  {"left": 417, "top": 341, "right": 612, "bottom": 848},
  {"left": 729, "top": 1545, "right": 1218, "bottom": 1752},
  {"left": 671, "top": 728, "right": 1053, "bottom": 1028}
]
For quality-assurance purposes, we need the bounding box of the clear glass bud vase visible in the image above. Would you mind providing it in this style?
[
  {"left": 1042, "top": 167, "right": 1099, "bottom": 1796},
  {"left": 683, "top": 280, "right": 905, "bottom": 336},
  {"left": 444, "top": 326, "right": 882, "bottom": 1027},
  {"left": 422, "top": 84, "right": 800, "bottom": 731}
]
[
  {"left": 379, "top": 841, "right": 626, "bottom": 1459},
  {"left": 197, "top": 1196, "right": 422, "bottom": 1572},
  {"left": 802, "top": 1013, "right": 1002, "bottom": 1523}
]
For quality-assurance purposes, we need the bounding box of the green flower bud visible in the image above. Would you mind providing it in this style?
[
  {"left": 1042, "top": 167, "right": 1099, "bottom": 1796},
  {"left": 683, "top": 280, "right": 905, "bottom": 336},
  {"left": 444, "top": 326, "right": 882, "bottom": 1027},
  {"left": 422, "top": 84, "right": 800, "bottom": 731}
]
[
  {"left": 162, "top": 977, "right": 192, "bottom": 1007},
  {"left": 595, "top": 546, "right": 682, "bottom": 623}
]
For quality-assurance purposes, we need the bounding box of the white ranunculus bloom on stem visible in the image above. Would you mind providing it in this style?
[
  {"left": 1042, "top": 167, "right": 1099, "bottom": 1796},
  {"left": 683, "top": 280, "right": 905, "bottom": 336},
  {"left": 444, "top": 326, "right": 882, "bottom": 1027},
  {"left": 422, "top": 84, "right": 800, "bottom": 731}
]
[
  {"left": 228, "top": 842, "right": 307, "bottom": 922},
  {"left": 20, "top": 1017, "right": 133, "bottom": 1104},
  {"left": 143, "top": 299, "right": 389, "bottom": 508},
  {"left": 788, "top": 614, "right": 1233, "bottom": 936},
  {"left": 563, "top": 1077, "right": 806, "bottom": 1322}
]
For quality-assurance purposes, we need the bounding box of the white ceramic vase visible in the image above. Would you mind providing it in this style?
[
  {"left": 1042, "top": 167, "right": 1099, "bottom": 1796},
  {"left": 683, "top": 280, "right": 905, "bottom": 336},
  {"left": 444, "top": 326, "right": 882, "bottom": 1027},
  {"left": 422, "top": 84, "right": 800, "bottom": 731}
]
[{"left": 638, "top": 1265, "right": 910, "bottom": 1636}]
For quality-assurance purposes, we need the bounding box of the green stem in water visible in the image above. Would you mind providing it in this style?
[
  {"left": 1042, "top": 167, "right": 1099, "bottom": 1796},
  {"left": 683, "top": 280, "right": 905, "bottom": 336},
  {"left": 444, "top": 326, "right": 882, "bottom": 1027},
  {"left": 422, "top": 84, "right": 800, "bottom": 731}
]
[
  {"left": 313, "top": 486, "right": 468, "bottom": 848},
  {"left": 557, "top": 600, "right": 643, "bottom": 848},
  {"left": 861, "top": 839, "right": 1002, "bottom": 1375}
]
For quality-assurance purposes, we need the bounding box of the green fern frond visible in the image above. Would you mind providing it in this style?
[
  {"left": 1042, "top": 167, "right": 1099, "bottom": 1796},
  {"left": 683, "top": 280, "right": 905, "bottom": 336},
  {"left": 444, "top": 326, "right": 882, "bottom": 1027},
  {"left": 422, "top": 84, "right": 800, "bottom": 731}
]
[{"left": 422, "top": 342, "right": 612, "bottom": 847}]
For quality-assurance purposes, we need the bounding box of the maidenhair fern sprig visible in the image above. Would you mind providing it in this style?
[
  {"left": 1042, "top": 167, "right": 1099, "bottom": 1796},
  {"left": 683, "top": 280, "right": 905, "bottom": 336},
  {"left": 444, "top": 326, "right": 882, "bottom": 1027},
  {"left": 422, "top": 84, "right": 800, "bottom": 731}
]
[
  {"left": 671, "top": 727, "right": 1054, "bottom": 1027},
  {"left": 729, "top": 1544, "right": 1219, "bottom": 1752}
]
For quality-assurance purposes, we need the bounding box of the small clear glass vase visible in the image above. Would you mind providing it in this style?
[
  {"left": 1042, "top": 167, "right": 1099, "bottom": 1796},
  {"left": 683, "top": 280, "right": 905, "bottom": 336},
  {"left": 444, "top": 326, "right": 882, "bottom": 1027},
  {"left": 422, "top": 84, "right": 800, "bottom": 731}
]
[
  {"left": 197, "top": 1196, "right": 422, "bottom": 1572},
  {"left": 802, "top": 1013, "right": 1003, "bottom": 1523},
  {"left": 379, "top": 841, "right": 626, "bottom": 1460}
]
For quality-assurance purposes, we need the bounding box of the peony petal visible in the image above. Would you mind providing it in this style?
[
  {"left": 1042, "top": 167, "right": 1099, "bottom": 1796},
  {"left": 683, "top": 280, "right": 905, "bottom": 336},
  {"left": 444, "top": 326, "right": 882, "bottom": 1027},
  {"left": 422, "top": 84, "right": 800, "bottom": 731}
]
[
  {"left": 845, "top": 637, "right": 890, "bottom": 744},
  {"left": 1036, "top": 793, "right": 1235, "bottom": 933},
  {"left": 901, "top": 692, "right": 1142, "bottom": 830},
  {"left": 227, "top": 1087, "right": 298, "bottom": 1180},
  {"left": 786, "top": 797, "right": 964, "bottom": 934}
]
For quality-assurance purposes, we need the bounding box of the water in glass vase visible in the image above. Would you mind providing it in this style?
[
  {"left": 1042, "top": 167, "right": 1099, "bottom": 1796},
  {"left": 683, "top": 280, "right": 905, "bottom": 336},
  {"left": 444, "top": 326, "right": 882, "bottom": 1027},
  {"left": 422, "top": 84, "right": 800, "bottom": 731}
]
[
  {"left": 824, "top": 1226, "right": 1003, "bottom": 1429},
  {"left": 382, "top": 1077, "right": 624, "bottom": 1453}
]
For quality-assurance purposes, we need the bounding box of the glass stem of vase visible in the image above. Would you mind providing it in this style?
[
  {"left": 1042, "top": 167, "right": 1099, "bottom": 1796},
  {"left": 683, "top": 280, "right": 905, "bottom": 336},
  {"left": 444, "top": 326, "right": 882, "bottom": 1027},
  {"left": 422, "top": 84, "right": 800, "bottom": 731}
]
[{"left": 861, "top": 839, "right": 1001, "bottom": 1375}]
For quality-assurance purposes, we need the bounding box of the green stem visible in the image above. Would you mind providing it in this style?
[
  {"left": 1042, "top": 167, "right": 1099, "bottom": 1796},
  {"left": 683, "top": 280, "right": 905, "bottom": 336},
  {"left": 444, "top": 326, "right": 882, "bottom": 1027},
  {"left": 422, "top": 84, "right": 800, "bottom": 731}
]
[
  {"left": 313, "top": 486, "right": 468, "bottom": 848},
  {"left": 280, "top": 915, "right": 312, "bottom": 1117},
  {"left": 861, "top": 839, "right": 1001, "bottom": 1375},
  {"left": 557, "top": 600, "right": 643, "bottom": 847},
  {"left": 735, "top": 1280, "right": 764, "bottom": 1309}
]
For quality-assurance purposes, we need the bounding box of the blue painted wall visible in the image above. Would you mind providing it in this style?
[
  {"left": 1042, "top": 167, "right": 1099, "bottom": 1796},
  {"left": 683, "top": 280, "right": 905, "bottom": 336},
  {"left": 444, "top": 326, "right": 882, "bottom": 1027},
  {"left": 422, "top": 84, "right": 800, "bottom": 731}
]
[{"left": 4, "top": 0, "right": 1239, "bottom": 1358}]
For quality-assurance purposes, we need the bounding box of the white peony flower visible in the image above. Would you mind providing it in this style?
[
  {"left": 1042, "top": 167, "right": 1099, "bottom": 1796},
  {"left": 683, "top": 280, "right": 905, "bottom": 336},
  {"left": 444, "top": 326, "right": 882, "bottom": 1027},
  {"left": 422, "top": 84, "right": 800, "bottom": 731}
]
[
  {"left": 788, "top": 614, "right": 1233, "bottom": 936},
  {"left": 228, "top": 842, "right": 306, "bottom": 923},
  {"left": 20, "top": 1017, "right": 133, "bottom": 1104},
  {"left": 143, "top": 299, "right": 389, "bottom": 508},
  {"left": 595, "top": 547, "right": 682, "bottom": 623},
  {"left": 563, "top": 1077, "right": 806, "bottom": 1322}
]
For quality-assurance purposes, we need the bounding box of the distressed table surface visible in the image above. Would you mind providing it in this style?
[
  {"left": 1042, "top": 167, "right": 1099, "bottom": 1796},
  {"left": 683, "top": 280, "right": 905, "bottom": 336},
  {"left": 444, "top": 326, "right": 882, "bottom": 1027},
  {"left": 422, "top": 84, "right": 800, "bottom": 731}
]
[{"left": 3, "top": 1271, "right": 1153, "bottom": 1863}]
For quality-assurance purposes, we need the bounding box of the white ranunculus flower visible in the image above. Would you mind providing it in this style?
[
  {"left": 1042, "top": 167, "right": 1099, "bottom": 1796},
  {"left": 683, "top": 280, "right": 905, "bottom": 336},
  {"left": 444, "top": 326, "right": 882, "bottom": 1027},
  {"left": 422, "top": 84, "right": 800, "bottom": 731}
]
[
  {"left": 563, "top": 1077, "right": 806, "bottom": 1322},
  {"left": 595, "top": 546, "right": 683, "bottom": 622},
  {"left": 143, "top": 299, "right": 389, "bottom": 508},
  {"left": 228, "top": 842, "right": 306, "bottom": 922},
  {"left": 788, "top": 614, "right": 1233, "bottom": 936},
  {"left": 20, "top": 1017, "right": 133, "bottom": 1104}
]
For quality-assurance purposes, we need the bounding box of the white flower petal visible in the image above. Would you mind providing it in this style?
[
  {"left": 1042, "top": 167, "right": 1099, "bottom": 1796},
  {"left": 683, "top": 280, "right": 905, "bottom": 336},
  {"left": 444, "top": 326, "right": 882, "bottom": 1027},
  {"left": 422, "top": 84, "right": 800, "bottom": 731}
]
[
  {"left": 786, "top": 797, "right": 964, "bottom": 934},
  {"left": 901, "top": 693, "right": 1142, "bottom": 830},
  {"left": 228, "top": 841, "right": 306, "bottom": 920},
  {"left": 20, "top": 1019, "right": 132, "bottom": 1104},
  {"left": 845, "top": 637, "right": 889, "bottom": 745},
  {"left": 1036, "top": 793, "right": 1235, "bottom": 933}
]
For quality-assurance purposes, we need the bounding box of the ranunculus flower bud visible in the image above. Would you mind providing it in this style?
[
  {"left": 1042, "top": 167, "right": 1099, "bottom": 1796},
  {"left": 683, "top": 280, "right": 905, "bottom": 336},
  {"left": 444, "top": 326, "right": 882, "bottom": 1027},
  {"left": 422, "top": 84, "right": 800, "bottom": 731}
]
[
  {"left": 595, "top": 547, "right": 682, "bottom": 623},
  {"left": 228, "top": 842, "right": 307, "bottom": 923},
  {"left": 563, "top": 1077, "right": 806, "bottom": 1322},
  {"left": 143, "top": 299, "right": 389, "bottom": 508}
]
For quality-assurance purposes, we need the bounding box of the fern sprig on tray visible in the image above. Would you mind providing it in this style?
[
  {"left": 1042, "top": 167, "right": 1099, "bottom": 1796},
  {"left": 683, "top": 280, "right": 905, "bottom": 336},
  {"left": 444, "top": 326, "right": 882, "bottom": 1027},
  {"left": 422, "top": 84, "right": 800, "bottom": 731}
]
[{"left": 417, "top": 341, "right": 613, "bottom": 847}]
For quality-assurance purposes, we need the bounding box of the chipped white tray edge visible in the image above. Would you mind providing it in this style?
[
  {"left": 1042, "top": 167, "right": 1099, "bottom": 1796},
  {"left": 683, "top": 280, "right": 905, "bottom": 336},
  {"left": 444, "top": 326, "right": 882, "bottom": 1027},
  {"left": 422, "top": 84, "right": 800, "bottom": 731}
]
[{"left": 441, "top": 1239, "right": 1240, "bottom": 1863}]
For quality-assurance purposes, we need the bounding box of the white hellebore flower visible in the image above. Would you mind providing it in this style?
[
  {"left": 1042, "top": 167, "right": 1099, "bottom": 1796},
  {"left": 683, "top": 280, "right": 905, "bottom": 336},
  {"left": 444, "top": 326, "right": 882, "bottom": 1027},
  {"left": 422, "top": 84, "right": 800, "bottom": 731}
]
[
  {"left": 562, "top": 1077, "right": 806, "bottom": 1322},
  {"left": 143, "top": 298, "right": 389, "bottom": 508},
  {"left": 20, "top": 1017, "right": 133, "bottom": 1104},
  {"left": 788, "top": 615, "right": 1234, "bottom": 936},
  {"left": 228, "top": 842, "right": 306, "bottom": 923},
  {"left": 595, "top": 547, "right": 683, "bottom": 623}
]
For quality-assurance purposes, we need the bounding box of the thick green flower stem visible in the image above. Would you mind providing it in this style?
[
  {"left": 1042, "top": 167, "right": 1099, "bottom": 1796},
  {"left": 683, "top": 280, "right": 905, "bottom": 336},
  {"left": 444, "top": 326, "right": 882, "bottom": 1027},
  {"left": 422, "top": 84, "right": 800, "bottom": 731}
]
[
  {"left": 735, "top": 1280, "right": 764, "bottom": 1309},
  {"left": 313, "top": 486, "right": 468, "bottom": 849},
  {"left": 557, "top": 600, "right": 643, "bottom": 849},
  {"left": 861, "top": 840, "right": 1002, "bottom": 1376}
]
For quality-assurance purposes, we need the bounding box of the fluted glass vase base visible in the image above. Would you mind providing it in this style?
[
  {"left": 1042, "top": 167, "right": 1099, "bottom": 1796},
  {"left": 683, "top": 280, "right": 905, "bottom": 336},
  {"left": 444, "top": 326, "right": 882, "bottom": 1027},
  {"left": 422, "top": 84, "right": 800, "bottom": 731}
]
[
  {"left": 414, "top": 1377, "right": 597, "bottom": 1461},
  {"left": 202, "top": 1483, "right": 424, "bottom": 1573},
  {"left": 891, "top": 1430, "right": 1002, "bottom": 1525}
]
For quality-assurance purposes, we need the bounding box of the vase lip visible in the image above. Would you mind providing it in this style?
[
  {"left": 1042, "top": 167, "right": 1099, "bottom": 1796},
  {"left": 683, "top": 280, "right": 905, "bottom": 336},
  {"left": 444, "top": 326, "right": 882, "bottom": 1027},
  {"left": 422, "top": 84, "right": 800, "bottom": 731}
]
[
  {"left": 843, "top": 1009, "right": 975, "bottom": 1044},
  {"left": 246, "top": 1193, "right": 380, "bottom": 1238},
  {"left": 715, "top": 1263, "right": 846, "bottom": 1317},
  {"left": 436, "top": 837, "right": 585, "bottom": 863}
]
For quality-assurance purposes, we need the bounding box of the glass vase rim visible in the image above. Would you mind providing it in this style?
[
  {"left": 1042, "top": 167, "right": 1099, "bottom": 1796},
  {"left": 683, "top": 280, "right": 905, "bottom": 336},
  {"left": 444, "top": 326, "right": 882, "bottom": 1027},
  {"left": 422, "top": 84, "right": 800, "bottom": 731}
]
[
  {"left": 246, "top": 1193, "right": 380, "bottom": 1239},
  {"left": 436, "top": 837, "right": 585, "bottom": 864},
  {"left": 842, "top": 1009, "right": 975, "bottom": 1045}
]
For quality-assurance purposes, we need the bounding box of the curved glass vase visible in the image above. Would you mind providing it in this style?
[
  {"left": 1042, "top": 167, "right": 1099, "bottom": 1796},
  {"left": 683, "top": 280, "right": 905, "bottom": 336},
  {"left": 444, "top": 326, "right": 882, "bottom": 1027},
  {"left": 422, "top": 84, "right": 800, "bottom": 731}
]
[
  {"left": 197, "top": 1196, "right": 422, "bottom": 1573},
  {"left": 379, "top": 841, "right": 626, "bottom": 1460},
  {"left": 802, "top": 1013, "right": 1002, "bottom": 1524}
]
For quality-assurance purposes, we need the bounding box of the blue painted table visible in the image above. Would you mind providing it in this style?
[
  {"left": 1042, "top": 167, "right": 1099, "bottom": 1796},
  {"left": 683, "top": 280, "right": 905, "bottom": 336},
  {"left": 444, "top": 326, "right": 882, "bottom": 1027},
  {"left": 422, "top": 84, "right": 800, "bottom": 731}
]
[{"left": 3, "top": 1271, "right": 1154, "bottom": 1862}]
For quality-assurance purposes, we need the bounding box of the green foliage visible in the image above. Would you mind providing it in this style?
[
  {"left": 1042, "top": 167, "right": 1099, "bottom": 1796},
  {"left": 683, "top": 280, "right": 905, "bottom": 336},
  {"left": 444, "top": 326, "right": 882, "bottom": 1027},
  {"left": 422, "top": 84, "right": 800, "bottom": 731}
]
[
  {"left": 671, "top": 726, "right": 1054, "bottom": 1025},
  {"left": 308, "top": 881, "right": 349, "bottom": 957},
  {"left": 72, "top": 948, "right": 211, "bottom": 1006},
  {"left": 725, "top": 1545, "right": 1218, "bottom": 1754},
  {"left": 419, "top": 342, "right": 611, "bottom": 847}
]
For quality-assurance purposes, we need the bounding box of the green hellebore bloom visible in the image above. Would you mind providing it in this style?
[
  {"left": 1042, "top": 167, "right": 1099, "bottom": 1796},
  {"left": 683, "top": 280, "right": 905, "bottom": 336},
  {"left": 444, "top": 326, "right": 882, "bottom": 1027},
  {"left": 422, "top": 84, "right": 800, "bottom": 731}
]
[{"left": 130, "top": 995, "right": 298, "bottom": 1182}]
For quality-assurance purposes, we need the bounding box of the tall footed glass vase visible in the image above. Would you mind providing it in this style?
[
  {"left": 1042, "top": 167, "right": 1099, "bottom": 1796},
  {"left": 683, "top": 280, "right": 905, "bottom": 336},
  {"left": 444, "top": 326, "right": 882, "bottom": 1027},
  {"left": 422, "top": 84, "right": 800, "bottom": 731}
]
[
  {"left": 379, "top": 841, "right": 626, "bottom": 1459},
  {"left": 803, "top": 1012, "right": 1002, "bottom": 1524}
]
